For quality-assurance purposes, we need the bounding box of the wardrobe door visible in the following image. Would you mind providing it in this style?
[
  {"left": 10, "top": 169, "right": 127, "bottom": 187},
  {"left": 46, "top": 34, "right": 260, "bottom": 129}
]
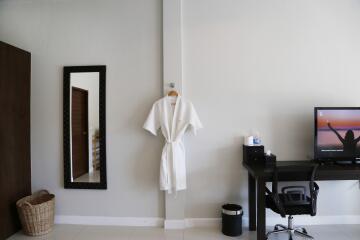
[{"left": 0, "top": 41, "right": 31, "bottom": 239}]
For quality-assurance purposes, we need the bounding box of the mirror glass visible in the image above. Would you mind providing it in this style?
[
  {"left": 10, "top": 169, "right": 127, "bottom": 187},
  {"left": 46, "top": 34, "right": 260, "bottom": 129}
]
[
  {"left": 64, "top": 66, "right": 106, "bottom": 189},
  {"left": 70, "top": 72, "right": 100, "bottom": 183}
]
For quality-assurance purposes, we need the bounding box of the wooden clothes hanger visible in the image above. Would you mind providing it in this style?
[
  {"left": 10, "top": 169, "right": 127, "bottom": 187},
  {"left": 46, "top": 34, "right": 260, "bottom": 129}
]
[
  {"left": 167, "top": 82, "right": 179, "bottom": 101},
  {"left": 167, "top": 90, "right": 179, "bottom": 97},
  {"left": 167, "top": 82, "right": 179, "bottom": 97},
  {"left": 167, "top": 83, "right": 178, "bottom": 107}
]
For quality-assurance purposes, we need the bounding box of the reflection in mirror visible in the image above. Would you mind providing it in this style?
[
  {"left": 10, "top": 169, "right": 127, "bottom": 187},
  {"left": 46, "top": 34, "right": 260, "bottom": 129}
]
[
  {"left": 64, "top": 66, "right": 106, "bottom": 189},
  {"left": 70, "top": 72, "right": 100, "bottom": 183}
]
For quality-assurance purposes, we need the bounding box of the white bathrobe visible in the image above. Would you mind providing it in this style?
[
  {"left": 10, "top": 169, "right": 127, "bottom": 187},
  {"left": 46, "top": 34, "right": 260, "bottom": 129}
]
[{"left": 143, "top": 95, "right": 203, "bottom": 193}]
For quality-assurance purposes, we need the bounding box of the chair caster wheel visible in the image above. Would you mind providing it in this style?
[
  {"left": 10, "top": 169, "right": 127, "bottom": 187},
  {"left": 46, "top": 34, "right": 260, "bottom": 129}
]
[
  {"left": 302, "top": 228, "right": 308, "bottom": 234},
  {"left": 274, "top": 226, "right": 279, "bottom": 230}
]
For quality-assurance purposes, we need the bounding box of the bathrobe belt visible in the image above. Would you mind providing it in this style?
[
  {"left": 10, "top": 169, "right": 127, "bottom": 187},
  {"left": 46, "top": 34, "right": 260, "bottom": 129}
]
[{"left": 165, "top": 139, "right": 180, "bottom": 193}]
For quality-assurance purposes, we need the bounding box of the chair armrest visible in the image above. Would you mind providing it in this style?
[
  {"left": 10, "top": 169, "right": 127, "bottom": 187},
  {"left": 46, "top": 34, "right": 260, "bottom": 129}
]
[
  {"left": 309, "top": 164, "right": 320, "bottom": 216},
  {"left": 266, "top": 187, "right": 286, "bottom": 218}
]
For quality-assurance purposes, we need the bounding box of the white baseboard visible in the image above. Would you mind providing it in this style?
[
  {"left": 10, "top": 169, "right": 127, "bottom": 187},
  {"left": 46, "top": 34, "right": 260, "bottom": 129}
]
[
  {"left": 55, "top": 215, "right": 360, "bottom": 229},
  {"left": 259, "top": 215, "right": 360, "bottom": 226},
  {"left": 185, "top": 216, "right": 360, "bottom": 228},
  {"left": 164, "top": 219, "right": 185, "bottom": 229},
  {"left": 55, "top": 215, "right": 164, "bottom": 227}
]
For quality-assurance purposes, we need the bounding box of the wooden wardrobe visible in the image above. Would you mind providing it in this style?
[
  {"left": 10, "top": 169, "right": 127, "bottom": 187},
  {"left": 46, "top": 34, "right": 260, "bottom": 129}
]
[{"left": 0, "top": 41, "right": 31, "bottom": 239}]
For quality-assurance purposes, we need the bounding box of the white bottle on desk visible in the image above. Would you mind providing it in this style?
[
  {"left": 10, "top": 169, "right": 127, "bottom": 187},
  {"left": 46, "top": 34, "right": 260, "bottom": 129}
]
[{"left": 244, "top": 136, "right": 254, "bottom": 146}]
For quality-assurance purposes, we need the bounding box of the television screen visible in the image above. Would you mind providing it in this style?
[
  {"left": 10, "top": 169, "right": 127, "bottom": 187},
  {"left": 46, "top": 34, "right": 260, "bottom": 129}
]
[{"left": 315, "top": 107, "right": 360, "bottom": 161}]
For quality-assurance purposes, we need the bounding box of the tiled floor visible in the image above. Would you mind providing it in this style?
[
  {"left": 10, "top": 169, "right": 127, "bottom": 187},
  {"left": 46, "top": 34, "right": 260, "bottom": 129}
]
[{"left": 7, "top": 224, "right": 360, "bottom": 240}]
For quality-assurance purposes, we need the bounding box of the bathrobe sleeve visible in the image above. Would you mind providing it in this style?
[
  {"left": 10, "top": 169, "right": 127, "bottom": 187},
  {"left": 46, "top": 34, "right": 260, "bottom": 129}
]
[
  {"left": 188, "top": 102, "right": 203, "bottom": 135},
  {"left": 143, "top": 103, "right": 160, "bottom": 136}
]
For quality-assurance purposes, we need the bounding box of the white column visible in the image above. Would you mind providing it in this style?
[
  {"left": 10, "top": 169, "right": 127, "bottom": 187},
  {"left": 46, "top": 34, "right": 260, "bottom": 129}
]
[{"left": 163, "top": 0, "right": 185, "bottom": 229}]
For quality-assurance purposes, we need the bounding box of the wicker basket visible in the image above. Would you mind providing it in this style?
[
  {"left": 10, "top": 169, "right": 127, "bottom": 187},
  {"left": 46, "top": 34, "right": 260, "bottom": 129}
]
[{"left": 16, "top": 190, "right": 55, "bottom": 236}]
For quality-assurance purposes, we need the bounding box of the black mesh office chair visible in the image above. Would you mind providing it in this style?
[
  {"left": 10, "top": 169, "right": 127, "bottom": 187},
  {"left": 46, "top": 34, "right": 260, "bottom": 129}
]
[{"left": 265, "top": 165, "right": 319, "bottom": 240}]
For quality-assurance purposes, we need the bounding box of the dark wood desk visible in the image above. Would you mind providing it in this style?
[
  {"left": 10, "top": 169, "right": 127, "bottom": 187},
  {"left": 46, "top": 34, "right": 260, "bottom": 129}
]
[{"left": 243, "top": 160, "right": 360, "bottom": 240}]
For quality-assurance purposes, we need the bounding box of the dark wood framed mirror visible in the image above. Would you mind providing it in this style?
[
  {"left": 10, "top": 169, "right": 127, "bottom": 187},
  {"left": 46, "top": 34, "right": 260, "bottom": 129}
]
[{"left": 63, "top": 65, "right": 107, "bottom": 189}]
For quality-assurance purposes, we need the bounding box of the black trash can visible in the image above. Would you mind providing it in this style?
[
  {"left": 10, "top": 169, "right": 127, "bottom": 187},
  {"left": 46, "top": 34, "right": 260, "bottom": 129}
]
[{"left": 222, "top": 204, "right": 243, "bottom": 237}]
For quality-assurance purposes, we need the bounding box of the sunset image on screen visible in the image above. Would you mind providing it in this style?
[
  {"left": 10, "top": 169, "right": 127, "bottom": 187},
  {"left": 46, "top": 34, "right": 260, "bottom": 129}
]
[{"left": 317, "top": 109, "right": 360, "bottom": 158}]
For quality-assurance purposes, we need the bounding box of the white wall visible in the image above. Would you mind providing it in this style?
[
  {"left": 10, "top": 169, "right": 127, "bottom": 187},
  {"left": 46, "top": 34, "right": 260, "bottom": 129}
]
[
  {"left": 0, "top": 0, "right": 164, "bottom": 218},
  {"left": 183, "top": 0, "right": 360, "bottom": 218},
  {"left": 2, "top": 0, "right": 360, "bottom": 222}
]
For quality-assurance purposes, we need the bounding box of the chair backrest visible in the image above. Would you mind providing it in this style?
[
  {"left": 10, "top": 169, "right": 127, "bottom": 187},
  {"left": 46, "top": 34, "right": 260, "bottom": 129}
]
[
  {"left": 266, "top": 164, "right": 319, "bottom": 217},
  {"left": 281, "top": 186, "right": 307, "bottom": 205},
  {"left": 309, "top": 164, "right": 320, "bottom": 216}
]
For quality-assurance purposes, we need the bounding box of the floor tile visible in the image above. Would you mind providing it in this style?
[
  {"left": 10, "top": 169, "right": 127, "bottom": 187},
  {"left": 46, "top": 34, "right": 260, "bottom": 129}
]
[
  {"left": 74, "top": 226, "right": 139, "bottom": 240},
  {"left": 132, "top": 228, "right": 183, "bottom": 240},
  {"left": 8, "top": 224, "right": 360, "bottom": 240},
  {"left": 8, "top": 224, "right": 85, "bottom": 240}
]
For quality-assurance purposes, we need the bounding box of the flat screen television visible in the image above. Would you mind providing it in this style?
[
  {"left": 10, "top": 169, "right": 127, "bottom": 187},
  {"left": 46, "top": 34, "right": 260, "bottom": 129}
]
[{"left": 314, "top": 107, "right": 360, "bottom": 162}]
